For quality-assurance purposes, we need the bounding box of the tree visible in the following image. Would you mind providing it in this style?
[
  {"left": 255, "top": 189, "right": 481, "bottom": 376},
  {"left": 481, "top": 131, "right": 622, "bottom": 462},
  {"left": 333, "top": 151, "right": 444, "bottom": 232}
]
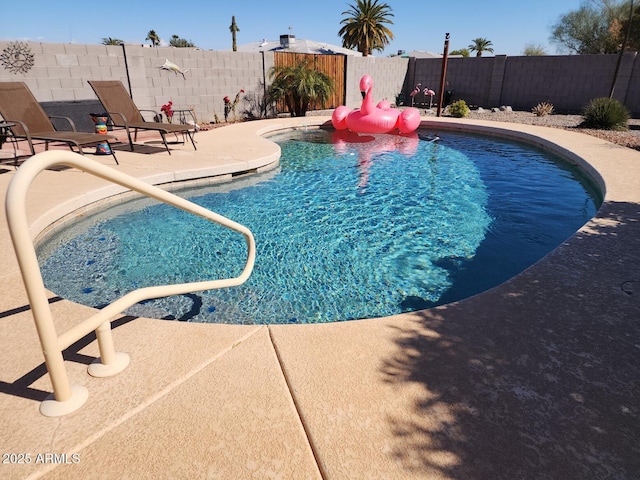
[
  {"left": 550, "top": 5, "right": 617, "bottom": 53},
  {"left": 523, "top": 43, "right": 547, "bottom": 55},
  {"left": 146, "top": 30, "right": 160, "bottom": 47},
  {"left": 267, "top": 60, "right": 334, "bottom": 117},
  {"left": 450, "top": 48, "right": 470, "bottom": 57},
  {"left": 101, "top": 37, "right": 123, "bottom": 46},
  {"left": 230, "top": 16, "right": 240, "bottom": 52},
  {"left": 550, "top": 1, "right": 639, "bottom": 54},
  {"left": 468, "top": 38, "right": 494, "bottom": 57},
  {"left": 169, "top": 35, "right": 195, "bottom": 48},
  {"left": 338, "top": 0, "right": 394, "bottom": 57},
  {"left": 618, "top": 1, "right": 640, "bottom": 51}
]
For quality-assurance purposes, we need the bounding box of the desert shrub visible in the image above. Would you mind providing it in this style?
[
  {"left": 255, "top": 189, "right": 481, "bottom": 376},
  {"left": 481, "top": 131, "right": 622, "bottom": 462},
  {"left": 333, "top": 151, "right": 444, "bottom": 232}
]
[
  {"left": 448, "top": 99, "right": 469, "bottom": 118},
  {"left": 532, "top": 101, "right": 554, "bottom": 116},
  {"left": 242, "top": 82, "right": 273, "bottom": 120},
  {"left": 582, "top": 97, "right": 629, "bottom": 130}
]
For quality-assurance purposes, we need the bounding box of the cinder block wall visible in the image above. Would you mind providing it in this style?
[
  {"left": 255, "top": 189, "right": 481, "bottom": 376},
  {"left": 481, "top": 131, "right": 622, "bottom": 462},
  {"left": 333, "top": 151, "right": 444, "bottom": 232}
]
[
  {"left": 501, "top": 54, "right": 629, "bottom": 112},
  {"left": 345, "top": 56, "right": 411, "bottom": 108},
  {"left": 622, "top": 53, "right": 640, "bottom": 115},
  {"left": 1, "top": 41, "right": 638, "bottom": 130},
  {"left": 408, "top": 56, "right": 496, "bottom": 107},
  {"left": 412, "top": 52, "right": 640, "bottom": 114},
  {"left": 0, "top": 42, "right": 273, "bottom": 127}
]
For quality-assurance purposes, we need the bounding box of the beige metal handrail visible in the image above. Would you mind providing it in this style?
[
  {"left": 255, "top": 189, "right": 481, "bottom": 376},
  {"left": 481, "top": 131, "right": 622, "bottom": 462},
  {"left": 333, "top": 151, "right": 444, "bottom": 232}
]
[{"left": 5, "top": 150, "right": 256, "bottom": 417}]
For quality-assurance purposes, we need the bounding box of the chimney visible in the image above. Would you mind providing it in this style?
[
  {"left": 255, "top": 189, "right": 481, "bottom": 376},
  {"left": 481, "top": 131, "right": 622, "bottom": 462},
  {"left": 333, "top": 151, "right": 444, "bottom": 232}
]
[{"left": 280, "top": 34, "right": 296, "bottom": 48}]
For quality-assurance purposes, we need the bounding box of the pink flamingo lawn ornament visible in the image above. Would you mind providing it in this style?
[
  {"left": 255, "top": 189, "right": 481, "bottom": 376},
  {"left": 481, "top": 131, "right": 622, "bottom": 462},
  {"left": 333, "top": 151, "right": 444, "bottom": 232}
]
[
  {"left": 332, "top": 75, "right": 421, "bottom": 134},
  {"left": 409, "top": 83, "right": 421, "bottom": 107},
  {"left": 424, "top": 88, "right": 436, "bottom": 109}
]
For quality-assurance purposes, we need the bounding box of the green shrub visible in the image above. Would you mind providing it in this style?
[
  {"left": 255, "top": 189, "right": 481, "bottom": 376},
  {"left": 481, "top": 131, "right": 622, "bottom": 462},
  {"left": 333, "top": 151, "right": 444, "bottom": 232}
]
[
  {"left": 532, "top": 101, "right": 554, "bottom": 116},
  {"left": 582, "top": 97, "right": 629, "bottom": 130},
  {"left": 448, "top": 99, "right": 469, "bottom": 118},
  {"left": 267, "top": 60, "right": 334, "bottom": 117}
]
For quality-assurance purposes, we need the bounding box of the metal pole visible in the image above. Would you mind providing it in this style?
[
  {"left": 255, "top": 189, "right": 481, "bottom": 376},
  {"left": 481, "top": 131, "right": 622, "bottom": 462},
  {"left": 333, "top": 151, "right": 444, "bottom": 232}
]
[
  {"left": 437, "top": 33, "right": 450, "bottom": 117},
  {"left": 121, "top": 43, "right": 133, "bottom": 99},
  {"left": 261, "top": 50, "right": 267, "bottom": 118},
  {"left": 610, "top": 0, "right": 634, "bottom": 98}
]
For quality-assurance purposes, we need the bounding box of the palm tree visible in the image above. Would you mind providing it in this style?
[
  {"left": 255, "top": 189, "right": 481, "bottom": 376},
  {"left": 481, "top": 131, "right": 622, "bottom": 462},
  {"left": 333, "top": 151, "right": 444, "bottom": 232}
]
[
  {"left": 468, "top": 37, "right": 494, "bottom": 57},
  {"left": 101, "top": 37, "right": 123, "bottom": 46},
  {"left": 146, "top": 30, "right": 160, "bottom": 47},
  {"left": 229, "top": 16, "right": 240, "bottom": 52},
  {"left": 338, "top": 0, "right": 394, "bottom": 57},
  {"left": 267, "top": 60, "right": 334, "bottom": 117}
]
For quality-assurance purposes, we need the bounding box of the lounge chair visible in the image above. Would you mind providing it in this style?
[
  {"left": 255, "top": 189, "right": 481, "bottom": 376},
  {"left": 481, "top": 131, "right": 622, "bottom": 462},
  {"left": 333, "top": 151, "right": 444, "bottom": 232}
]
[
  {"left": 0, "top": 82, "right": 119, "bottom": 164},
  {"left": 88, "top": 80, "right": 196, "bottom": 155}
]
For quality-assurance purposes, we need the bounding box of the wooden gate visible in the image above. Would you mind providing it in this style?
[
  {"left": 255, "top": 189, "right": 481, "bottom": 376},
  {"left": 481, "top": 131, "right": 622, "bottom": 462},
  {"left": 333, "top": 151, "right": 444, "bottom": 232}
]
[{"left": 273, "top": 52, "right": 346, "bottom": 113}]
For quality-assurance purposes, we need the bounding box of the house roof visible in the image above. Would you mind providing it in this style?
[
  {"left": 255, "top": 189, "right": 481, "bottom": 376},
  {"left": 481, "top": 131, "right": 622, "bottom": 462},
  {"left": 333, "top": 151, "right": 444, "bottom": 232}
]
[
  {"left": 407, "top": 50, "right": 465, "bottom": 59},
  {"left": 236, "top": 35, "right": 362, "bottom": 56},
  {"left": 407, "top": 50, "right": 443, "bottom": 58}
]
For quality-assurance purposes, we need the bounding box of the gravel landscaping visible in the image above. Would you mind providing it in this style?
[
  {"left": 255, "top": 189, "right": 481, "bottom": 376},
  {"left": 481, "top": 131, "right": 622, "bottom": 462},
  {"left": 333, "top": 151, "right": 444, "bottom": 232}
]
[{"left": 448, "top": 109, "right": 640, "bottom": 151}]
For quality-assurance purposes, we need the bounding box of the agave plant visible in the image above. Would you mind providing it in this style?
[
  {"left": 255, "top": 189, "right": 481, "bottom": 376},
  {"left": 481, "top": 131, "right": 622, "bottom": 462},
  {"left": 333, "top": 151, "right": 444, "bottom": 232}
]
[{"left": 532, "top": 102, "right": 554, "bottom": 116}]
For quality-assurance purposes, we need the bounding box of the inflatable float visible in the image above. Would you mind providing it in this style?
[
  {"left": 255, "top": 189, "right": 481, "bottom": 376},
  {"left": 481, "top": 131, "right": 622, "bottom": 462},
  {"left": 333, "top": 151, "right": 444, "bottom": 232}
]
[{"left": 332, "top": 75, "right": 421, "bottom": 134}]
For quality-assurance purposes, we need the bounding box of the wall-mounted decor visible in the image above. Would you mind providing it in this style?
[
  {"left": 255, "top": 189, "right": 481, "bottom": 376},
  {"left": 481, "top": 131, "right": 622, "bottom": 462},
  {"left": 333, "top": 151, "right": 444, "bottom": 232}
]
[
  {"left": 160, "top": 59, "right": 188, "bottom": 78},
  {"left": 1, "top": 41, "right": 35, "bottom": 74}
]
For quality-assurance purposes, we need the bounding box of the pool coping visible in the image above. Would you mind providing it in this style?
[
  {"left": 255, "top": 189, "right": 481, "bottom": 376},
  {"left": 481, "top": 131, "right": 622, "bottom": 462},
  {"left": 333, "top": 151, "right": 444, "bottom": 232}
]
[{"left": 1, "top": 116, "right": 639, "bottom": 479}]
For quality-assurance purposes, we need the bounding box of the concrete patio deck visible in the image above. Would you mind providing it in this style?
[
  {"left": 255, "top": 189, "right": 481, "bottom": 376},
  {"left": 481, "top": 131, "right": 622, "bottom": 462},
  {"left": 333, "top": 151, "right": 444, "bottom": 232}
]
[{"left": 1, "top": 116, "right": 639, "bottom": 479}]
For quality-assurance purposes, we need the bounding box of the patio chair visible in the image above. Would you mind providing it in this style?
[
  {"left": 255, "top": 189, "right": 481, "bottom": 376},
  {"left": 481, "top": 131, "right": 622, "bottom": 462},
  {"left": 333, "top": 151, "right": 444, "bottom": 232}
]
[
  {"left": 88, "top": 80, "right": 196, "bottom": 155},
  {"left": 0, "top": 82, "right": 119, "bottom": 164}
]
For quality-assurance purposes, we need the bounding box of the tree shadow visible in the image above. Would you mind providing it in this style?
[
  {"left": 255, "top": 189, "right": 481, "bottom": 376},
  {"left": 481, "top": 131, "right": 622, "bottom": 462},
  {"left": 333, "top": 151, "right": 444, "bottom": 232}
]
[{"left": 381, "top": 201, "right": 640, "bottom": 479}]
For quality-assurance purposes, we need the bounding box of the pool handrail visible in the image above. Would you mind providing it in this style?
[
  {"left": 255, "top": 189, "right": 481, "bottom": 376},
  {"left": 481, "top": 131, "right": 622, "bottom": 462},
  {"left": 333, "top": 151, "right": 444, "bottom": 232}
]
[{"left": 5, "top": 150, "right": 256, "bottom": 417}]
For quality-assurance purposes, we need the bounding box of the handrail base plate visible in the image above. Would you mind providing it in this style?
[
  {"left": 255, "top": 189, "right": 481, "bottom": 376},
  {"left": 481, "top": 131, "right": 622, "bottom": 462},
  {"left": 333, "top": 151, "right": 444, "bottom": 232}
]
[
  {"left": 40, "top": 384, "right": 89, "bottom": 417},
  {"left": 87, "top": 352, "right": 130, "bottom": 378}
]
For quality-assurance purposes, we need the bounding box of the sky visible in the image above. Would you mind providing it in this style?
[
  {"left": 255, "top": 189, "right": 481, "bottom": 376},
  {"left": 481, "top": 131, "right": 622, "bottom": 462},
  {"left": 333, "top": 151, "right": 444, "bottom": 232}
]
[{"left": 0, "top": 0, "right": 585, "bottom": 56}]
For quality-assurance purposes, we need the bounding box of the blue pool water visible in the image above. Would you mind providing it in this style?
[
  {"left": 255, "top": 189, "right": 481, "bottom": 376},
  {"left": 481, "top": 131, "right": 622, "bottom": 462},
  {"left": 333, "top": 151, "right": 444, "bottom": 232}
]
[{"left": 37, "top": 129, "right": 600, "bottom": 324}]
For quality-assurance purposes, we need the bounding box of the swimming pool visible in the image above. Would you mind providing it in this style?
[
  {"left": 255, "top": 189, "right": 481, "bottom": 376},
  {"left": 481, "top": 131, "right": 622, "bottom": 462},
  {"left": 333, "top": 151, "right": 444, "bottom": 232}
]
[{"left": 37, "top": 128, "right": 601, "bottom": 324}]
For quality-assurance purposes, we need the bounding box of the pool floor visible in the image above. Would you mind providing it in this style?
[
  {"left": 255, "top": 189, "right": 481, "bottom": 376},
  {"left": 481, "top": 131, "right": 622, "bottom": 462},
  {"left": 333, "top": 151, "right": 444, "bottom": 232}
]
[{"left": 37, "top": 128, "right": 599, "bottom": 324}]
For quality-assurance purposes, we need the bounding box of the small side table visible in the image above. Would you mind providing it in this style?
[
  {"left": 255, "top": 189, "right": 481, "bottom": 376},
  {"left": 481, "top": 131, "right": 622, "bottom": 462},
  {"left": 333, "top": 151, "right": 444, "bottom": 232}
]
[
  {"left": 0, "top": 121, "right": 19, "bottom": 167},
  {"left": 172, "top": 108, "right": 198, "bottom": 143},
  {"left": 173, "top": 108, "right": 197, "bottom": 127}
]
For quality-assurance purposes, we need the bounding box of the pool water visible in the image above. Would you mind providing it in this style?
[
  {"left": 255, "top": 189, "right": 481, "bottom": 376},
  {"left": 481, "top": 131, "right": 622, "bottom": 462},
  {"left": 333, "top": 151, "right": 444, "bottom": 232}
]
[{"left": 37, "top": 129, "right": 600, "bottom": 324}]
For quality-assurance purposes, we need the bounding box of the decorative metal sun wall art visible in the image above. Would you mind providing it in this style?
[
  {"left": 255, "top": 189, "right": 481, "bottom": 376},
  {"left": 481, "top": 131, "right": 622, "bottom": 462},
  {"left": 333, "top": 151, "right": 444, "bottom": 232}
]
[{"left": 1, "top": 41, "right": 35, "bottom": 74}]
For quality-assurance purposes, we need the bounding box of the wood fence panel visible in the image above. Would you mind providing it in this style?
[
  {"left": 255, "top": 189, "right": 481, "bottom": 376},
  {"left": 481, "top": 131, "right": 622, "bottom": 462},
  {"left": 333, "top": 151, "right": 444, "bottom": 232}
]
[{"left": 273, "top": 52, "right": 346, "bottom": 113}]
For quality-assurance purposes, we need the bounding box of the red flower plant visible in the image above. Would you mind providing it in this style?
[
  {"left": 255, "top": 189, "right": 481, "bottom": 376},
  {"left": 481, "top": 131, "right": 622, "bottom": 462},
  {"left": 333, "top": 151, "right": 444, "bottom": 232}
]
[
  {"left": 160, "top": 100, "right": 174, "bottom": 120},
  {"left": 223, "top": 89, "right": 245, "bottom": 122}
]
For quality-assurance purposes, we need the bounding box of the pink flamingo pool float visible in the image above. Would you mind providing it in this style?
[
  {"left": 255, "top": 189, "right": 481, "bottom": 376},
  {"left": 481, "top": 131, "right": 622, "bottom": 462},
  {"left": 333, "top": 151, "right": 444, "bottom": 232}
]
[{"left": 332, "top": 75, "right": 421, "bottom": 134}]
